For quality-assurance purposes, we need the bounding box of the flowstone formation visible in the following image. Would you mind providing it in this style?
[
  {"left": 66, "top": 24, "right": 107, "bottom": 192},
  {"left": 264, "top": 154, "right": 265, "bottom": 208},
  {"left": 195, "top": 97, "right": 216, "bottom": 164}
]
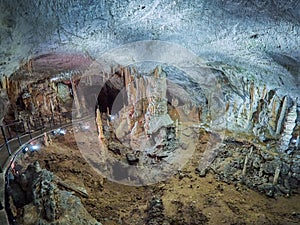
[
  {"left": 101, "top": 66, "right": 200, "bottom": 185},
  {"left": 113, "top": 66, "right": 178, "bottom": 160},
  {"left": 74, "top": 65, "right": 202, "bottom": 185},
  {"left": 202, "top": 65, "right": 300, "bottom": 197},
  {"left": 7, "top": 161, "right": 101, "bottom": 225},
  {"left": 0, "top": 53, "right": 92, "bottom": 124}
]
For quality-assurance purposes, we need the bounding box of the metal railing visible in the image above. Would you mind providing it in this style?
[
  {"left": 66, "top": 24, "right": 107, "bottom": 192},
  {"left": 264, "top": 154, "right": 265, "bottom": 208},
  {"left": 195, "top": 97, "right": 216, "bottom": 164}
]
[
  {"left": 0, "top": 111, "right": 92, "bottom": 225},
  {"left": 0, "top": 112, "right": 72, "bottom": 172}
]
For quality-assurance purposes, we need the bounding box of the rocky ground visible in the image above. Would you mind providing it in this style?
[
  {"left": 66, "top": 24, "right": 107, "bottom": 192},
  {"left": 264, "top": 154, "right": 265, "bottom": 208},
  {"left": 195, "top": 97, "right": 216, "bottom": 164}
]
[{"left": 9, "top": 127, "right": 300, "bottom": 225}]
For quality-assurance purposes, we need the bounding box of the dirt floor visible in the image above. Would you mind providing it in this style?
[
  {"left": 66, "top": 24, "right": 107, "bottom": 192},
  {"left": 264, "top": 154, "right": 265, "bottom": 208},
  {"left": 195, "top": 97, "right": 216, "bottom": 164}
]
[{"left": 18, "top": 127, "right": 300, "bottom": 225}]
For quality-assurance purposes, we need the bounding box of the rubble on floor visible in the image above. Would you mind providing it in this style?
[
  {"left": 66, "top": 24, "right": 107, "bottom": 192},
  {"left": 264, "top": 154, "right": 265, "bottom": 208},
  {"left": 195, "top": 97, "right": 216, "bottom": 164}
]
[{"left": 206, "top": 139, "right": 300, "bottom": 197}]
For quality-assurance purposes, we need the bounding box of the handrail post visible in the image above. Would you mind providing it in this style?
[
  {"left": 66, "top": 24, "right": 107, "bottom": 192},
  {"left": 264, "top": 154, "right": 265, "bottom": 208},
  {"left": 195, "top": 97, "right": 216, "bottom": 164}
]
[
  {"left": 1, "top": 126, "right": 11, "bottom": 155},
  {"left": 27, "top": 120, "right": 32, "bottom": 139},
  {"left": 59, "top": 114, "right": 62, "bottom": 127},
  {"left": 22, "top": 121, "right": 26, "bottom": 135},
  {"left": 49, "top": 116, "right": 52, "bottom": 129},
  {"left": 6, "top": 125, "right": 12, "bottom": 140},
  {"left": 41, "top": 116, "right": 44, "bottom": 129},
  {"left": 34, "top": 118, "right": 37, "bottom": 130},
  {"left": 16, "top": 123, "right": 22, "bottom": 146},
  {"left": 40, "top": 117, "right": 43, "bottom": 134}
]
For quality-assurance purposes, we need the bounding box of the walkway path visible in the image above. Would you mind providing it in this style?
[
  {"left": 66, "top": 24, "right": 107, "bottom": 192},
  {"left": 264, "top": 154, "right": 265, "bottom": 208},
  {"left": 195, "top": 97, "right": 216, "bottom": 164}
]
[{"left": 0, "top": 113, "right": 87, "bottom": 225}]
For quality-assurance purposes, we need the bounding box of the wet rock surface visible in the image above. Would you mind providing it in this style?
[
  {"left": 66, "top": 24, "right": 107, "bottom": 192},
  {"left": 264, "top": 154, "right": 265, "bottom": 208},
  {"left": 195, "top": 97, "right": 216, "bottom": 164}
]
[{"left": 7, "top": 161, "right": 101, "bottom": 225}]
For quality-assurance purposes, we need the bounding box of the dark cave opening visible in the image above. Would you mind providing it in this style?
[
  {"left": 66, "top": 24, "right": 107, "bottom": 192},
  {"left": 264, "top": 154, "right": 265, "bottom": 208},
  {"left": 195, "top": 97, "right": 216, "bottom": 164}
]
[{"left": 96, "top": 79, "right": 127, "bottom": 114}]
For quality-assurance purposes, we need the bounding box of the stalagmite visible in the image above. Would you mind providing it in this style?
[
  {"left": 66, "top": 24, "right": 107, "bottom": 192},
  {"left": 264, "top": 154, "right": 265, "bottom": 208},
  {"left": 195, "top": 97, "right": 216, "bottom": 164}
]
[
  {"left": 276, "top": 96, "right": 288, "bottom": 135},
  {"left": 268, "top": 95, "right": 280, "bottom": 133},
  {"left": 50, "top": 98, "right": 54, "bottom": 113},
  {"left": 278, "top": 100, "right": 297, "bottom": 151},
  {"left": 175, "top": 119, "right": 179, "bottom": 138},
  {"left": 154, "top": 67, "right": 159, "bottom": 78},
  {"left": 43, "top": 132, "right": 49, "bottom": 146},
  {"left": 225, "top": 101, "right": 230, "bottom": 113},
  {"left": 71, "top": 78, "right": 81, "bottom": 117},
  {"left": 261, "top": 84, "right": 267, "bottom": 100},
  {"left": 273, "top": 166, "right": 281, "bottom": 185},
  {"left": 1, "top": 75, "right": 8, "bottom": 90},
  {"left": 242, "top": 146, "right": 253, "bottom": 177},
  {"left": 189, "top": 105, "right": 199, "bottom": 121},
  {"left": 96, "top": 108, "right": 105, "bottom": 144},
  {"left": 43, "top": 132, "right": 52, "bottom": 146},
  {"left": 242, "top": 155, "right": 248, "bottom": 177},
  {"left": 172, "top": 97, "right": 178, "bottom": 108}
]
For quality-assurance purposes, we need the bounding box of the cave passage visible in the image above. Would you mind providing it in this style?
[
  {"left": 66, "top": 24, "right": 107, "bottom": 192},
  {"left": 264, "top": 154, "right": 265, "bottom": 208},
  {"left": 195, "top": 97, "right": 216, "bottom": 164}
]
[{"left": 96, "top": 79, "right": 127, "bottom": 114}]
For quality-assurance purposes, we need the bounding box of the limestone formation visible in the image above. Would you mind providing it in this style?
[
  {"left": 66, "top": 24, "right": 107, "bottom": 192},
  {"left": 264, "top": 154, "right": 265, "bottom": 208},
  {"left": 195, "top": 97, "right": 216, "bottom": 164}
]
[
  {"left": 223, "top": 78, "right": 299, "bottom": 152},
  {"left": 0, "top": 0, "right": 299, "bottom": 223},
  {"left": 7, "top": 162, "right": 101, "bottom": 225},
  {"left": 209, "top": 140, "right": 300, "bottom": 197}
]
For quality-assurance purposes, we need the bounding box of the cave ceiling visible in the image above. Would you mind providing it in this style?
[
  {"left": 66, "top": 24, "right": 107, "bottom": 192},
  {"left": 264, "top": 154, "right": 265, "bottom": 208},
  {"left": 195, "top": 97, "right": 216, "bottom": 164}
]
[{"left": 0, "top": 0, "right": 299, "bottom": 97}]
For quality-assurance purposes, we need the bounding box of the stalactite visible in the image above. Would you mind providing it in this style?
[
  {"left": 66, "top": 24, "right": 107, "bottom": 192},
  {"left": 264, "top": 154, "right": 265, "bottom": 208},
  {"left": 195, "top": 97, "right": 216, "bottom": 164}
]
[
  {"left": 27, "top": 58, "right": 33, "bottom": 74},
  {"left": 261, "top": 84, "right": 267, "bottom": 100},
  {"left": 249, "top": 82, "right": 254, "bottom": 100}
]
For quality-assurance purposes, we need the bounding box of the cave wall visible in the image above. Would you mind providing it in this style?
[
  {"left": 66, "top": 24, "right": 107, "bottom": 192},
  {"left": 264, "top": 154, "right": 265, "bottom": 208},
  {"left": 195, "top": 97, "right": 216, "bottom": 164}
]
[{"left": 0, "top": 0, "right": 299, "bottom": 150}]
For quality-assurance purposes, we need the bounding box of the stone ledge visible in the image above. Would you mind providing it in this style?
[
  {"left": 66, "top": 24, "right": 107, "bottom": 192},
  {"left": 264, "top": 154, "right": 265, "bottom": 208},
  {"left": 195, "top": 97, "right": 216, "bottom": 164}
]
[
  {"left": 0, "top": 186, "right": 8, "bottom": 225},
  {"left": 0, "top": 171, "right": 5, "bottom": 209},
  {"left": 0, "top": 167, "right": 9, "bottom": 225},
  {"left": 0, "top": 209, "right": 8, "bottom": 225},
  {"left": 0, "top": 122, "right": 82, "bottom": 225},
  {"left": 0, "top": 143, "right": 28, "bottom": 225}
]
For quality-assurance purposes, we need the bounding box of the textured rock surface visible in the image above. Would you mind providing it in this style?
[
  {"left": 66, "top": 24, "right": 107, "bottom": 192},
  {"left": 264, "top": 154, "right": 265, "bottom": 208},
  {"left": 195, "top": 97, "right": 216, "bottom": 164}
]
[
  {"left": 0, "top": 0, "right": 299, "bottom": 142},
  {"left": 210, "top": 139, "right": 300, "bottom": 197},
  {"left": 0, "top": 0, "right": 299, "bottom": 95},
  {"left": 6, "top": 123, "right": 300, "bottom": 224},
  {"left": 7, "top": 161, "right": 101, "bottom": 225},
  {"left": 0, "top": 0, "right": 299, "bottom": 141},
  {"left": 0, "top": 1, "right": 300, "bottom": 220}
]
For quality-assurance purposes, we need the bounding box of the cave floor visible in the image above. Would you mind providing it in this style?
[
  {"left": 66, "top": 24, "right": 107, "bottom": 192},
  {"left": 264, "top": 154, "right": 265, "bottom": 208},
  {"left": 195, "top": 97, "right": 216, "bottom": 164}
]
[{"left": 17, "top": 128, "right": 300, "bottom": 225}]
